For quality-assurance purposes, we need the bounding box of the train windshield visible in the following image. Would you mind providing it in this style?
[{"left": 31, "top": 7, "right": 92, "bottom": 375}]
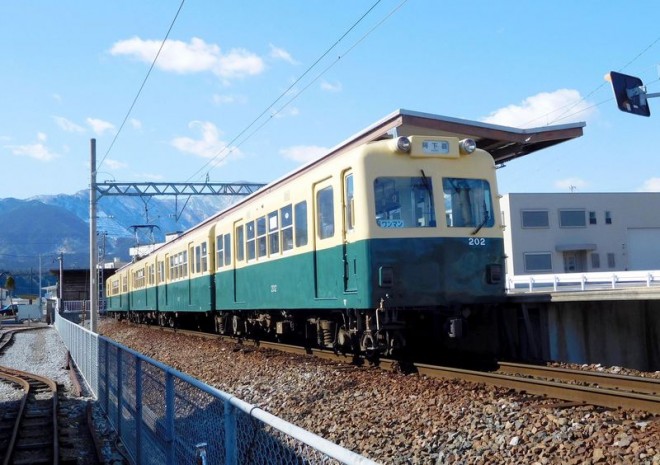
[
  {"left": 442, "top": 178, "right": 494, "bottom": 229},
  {"left": 374, "top": 176, "right": 436, "bottom": 228}
]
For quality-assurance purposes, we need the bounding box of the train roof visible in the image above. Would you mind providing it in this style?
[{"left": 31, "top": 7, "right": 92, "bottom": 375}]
[
  {"left": 146, "top": 109, "right": 586, "bottom": 244},
  {"left": 336, "top": 109, "right": 585, "bottom": 165}
]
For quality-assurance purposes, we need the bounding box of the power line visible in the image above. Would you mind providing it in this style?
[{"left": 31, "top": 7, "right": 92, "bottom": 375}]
[
  {"left": 98, "top": 0, "right": 187, "bottom": 169},
  {"left": 199, "top": 0, "right": 410, "bottom": 176},
  {"left": 185, "top": 0, "right": 407, "bottom": 183},
  {"left": 531, "top": 34, "right": 660, "bottom": 127}
]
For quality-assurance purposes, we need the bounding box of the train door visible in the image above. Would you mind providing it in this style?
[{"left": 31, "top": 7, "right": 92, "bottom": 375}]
[
  {"left": 233, "top": 220, "right": 245, "bottom": 304},
  {"left": 313, "top": 178, "right": 340, "bottom": 299},
  {"left": 188, "top": 242, "right": 194, "bottom": 306},
  {"left": 343, "top": 170, "right": 358, "bottom": 292}
]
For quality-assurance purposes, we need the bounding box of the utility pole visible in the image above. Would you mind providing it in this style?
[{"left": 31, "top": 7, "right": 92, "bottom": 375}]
[
  {"left": 90, "top": 139, "right": 98, "bottom": 333},
  {"left": 58, "top": 253, "right": 63, "bottom": 301}
]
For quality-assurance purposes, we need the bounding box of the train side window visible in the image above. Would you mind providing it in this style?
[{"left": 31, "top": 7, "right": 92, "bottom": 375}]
[
  {"left": 317, "top": 186, "right": 334, "bottom": 239},
  {"left": 345, "top": 173, "right": 354, "bottom": 231},
  {"left": 201, "top": 242, "right": 208, "bottom": 272},
  {"left": 158, "top": 261, "right": 165, "bottom": 283},
  {"left": 195, "top": 245, "right": 201, "bottom": 273},
  {"left": 281, "top": 204, "right": 293, "bottom": 251},
  {"left": 257, "top": 216, "right": 267, "bottom": 258},
  {"left": 295, "top": 201, "right": 308, "bottom": 247},
  {"left": 268, "top": 211, "right": 279, "bottom": 255},
  {"left": 236, "top": 225, "right": 245, "bottom": 261},
  {"left": 216, "top": 235, "right": 224, "bottom": 269},
  {"left": 182, "top": 251, "right": 188, "bottom": 278},
  {"left": 224, "top": 233, "right": 231, "bottom": 266},
  {"left": 246, "top": 221, "right": 256, "bottom": 261}
]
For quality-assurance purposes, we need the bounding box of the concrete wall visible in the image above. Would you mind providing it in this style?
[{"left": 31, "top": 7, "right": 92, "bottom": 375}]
[{"left": 544, "top": 300, "right": 660, "bottom": 371}]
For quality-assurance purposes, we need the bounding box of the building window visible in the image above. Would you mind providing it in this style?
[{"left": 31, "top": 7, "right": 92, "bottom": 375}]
[
  {"left": 607, "top": 253, "right": 616, "bottom": 268},
  {"left": 591, "top": 253, "right": 600, "bottom": 269},
  {"left": 589, "top": 211, "right": 597, "bottom": 225},
  {"left": 521, "top": 210, "right": 549, "bottom": 228},
  {"left": 605, "top": 211, "right": 612, "bottom": 224},
  {"left": 559, "top": 209, "right": 586, "bottom": 228},
  {"left": 524, "top": 252, "right": 552, "bottom": 272}
]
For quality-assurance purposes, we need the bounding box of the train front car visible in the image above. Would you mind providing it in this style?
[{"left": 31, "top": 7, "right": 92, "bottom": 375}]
[{"left": 356, "top": 135, "right": 505, "bottom": 357}]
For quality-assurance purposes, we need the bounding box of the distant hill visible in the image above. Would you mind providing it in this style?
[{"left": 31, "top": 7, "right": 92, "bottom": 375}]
[{"left": 0, "top": 190, "right": 238, "bottom": 294}]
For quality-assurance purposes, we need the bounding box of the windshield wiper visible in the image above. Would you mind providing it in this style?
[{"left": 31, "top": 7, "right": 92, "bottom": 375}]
[{"left": 471, "top": 209, "right": 489, "bottom": 235}]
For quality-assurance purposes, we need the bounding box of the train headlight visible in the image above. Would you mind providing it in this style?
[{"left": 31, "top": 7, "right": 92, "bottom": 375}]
[
  {"left": 459, "top": 138, "right": 477, "bottom": 154},
  {"left": 396, "top": 136, "right": 411, "bottom": 153}
]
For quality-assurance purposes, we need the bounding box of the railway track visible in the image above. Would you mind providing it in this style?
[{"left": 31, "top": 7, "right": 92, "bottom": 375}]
[
  {"left": 0, "top": 326, "right": 103, "bottom": 465},
  {"left": 0, "top": 365, "right": 59, "bottom": 465},
  {"left": 145, "top": 324, "right": 660, "bottom": 415}
]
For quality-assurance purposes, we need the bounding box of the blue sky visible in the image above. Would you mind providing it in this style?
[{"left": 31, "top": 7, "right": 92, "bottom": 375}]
[{"left": 2, "top": 1, "right": 660, "bottom": 200}]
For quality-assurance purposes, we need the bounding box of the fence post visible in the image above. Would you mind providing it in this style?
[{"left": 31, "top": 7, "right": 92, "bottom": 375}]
[
  {"left": 136, "top": 358, "right": 143, "bottom": 464},
  {"left": 165, "top": 372, "right": 176, "bottom": 465},
  {"left": 224, "top": 399, "right": 237, "bottom": 465}
]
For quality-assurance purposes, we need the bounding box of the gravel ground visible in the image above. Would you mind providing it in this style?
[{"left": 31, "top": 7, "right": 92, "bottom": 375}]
[
  {"left": 97, "top": 319, "right": 660, "bottom": 465},
  {"left": 0, "top": 324, "right": 129, "bottom": 465}
]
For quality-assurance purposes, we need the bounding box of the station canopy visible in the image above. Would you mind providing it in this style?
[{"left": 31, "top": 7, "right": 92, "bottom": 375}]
[{"left": 334, "top": 109, "right": 585, "bottom": 164}]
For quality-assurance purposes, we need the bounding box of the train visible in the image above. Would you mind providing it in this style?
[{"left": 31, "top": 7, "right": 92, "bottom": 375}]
[{"left": 106, "top": 110, "right": 506, "bottom": 357}]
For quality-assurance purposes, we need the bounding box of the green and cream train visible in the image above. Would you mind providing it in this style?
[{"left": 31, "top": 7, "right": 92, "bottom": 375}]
[{"left": 106, "top": 110, "right": 506, "bottom": 356}]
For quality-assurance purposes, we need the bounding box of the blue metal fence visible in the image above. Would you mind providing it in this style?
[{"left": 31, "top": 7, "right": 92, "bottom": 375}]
[{"left": 55, "top": 314, "right": 379, "bottom": 465}]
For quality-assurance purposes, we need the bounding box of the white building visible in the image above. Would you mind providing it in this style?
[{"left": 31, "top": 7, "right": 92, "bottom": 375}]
[{"left": 500, "top": 193, "right": 660, "bottom": 276}]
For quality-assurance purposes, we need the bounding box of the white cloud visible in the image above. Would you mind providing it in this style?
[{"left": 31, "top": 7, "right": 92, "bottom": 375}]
[
  {"left": 481, "top": 89, "right": 595, "bottom": 128},
  {"left": 280, "top": 145, "right": 327, "bottom": 163},
  {"left": 54, "top": 116, "right": 85, "bottom": 133},
  {"left": 638, "top": 177, "right": 660, "bottom": 192},
  {"left": 272, "top": 106, "right": 299, "bottom": 119},
  {"left": 52, "top": 93, "right": 62, "bottom": 103},
  {"left": 171, "top": 121, "right": 235, "bottom": 159},
  {"left": 6, "top": 140, "right": 58, "bottom": 161},
  {"left": 139, "top": 173, "right": 165, "bottom": 181},
  {"left": 212, "top": 93, "right": 246, "bottom": 105},
  {"left": 130, "top": 118, "right": 142, "bottom": 130},
  {"left": 269, "top": 44, "right": 297, "bottom": 64},
  {"left": 104, "top": 158, "right": 127, "bottom": 170},
  {"left": 87, "top": 118, "right": 115, "bottom": 135},
  {"left": 110, "top": 37, "right": 264, "bottom": 80},
  {"left": 320, "top": 80, "right": 342, "bottom": 93},
  {"left": 554, "top": 177, "right": 588, "bottom": 191}
]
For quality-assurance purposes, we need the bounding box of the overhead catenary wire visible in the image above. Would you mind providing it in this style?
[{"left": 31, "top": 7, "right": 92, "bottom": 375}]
[
  {"left": 524, "top": 34, "right": 660, "bottom": 128},
  {"left": 199, "top": 0, "right": 410, "bottom": 177},
  {"left": 98, "top": 0, "right": 187, "bottom": 170},
  {"left": 185, "top": 0, "right": 410, "bottom": 183}
]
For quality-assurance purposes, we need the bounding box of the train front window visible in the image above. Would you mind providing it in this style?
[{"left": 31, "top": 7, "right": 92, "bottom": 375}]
[
  {"left": 374, "top": 176, "right": 436, "bottom": 228},
  {"left": 442, "top": 178, "right": 494, "bottom": 229}
]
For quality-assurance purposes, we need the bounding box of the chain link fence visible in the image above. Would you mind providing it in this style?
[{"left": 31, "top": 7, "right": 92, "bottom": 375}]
[{"left": 55, "top": 313, "right": 378, "bottom": 465}]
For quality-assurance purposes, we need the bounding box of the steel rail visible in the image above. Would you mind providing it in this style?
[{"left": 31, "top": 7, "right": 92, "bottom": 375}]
[
  {"left": 126, "top": 323, "right": 660, "bottom": 414},
  {"left": 0, "top": 366, "right": 59, "bottom": 465},
  {"left": 411, "top": 362, "right": 660, "bottom": 414},
  {"left": 497, "top": 361, "right": 660, "bottom": 396},
  {"left": 0, "top": 371, "right": 29, "bottom": 465}
]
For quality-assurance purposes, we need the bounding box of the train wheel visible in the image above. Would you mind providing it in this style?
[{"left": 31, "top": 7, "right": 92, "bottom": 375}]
[{"left": 232, "top": 315, "right": 244, "bottom": 336}]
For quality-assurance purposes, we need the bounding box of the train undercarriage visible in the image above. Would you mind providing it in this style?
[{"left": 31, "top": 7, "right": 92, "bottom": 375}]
[{"left": 113, "top": 302, "right": 492, "bottom": 359}]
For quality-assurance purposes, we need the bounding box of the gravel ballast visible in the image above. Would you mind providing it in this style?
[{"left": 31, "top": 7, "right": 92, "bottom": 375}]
[{"left": 97, "top": 319, "right": 660, "bottom": 465}]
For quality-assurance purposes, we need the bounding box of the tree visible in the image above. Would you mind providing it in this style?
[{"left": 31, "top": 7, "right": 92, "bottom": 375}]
[{"left": 5, "top": 275, "right": 15, "bottom": 304}]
